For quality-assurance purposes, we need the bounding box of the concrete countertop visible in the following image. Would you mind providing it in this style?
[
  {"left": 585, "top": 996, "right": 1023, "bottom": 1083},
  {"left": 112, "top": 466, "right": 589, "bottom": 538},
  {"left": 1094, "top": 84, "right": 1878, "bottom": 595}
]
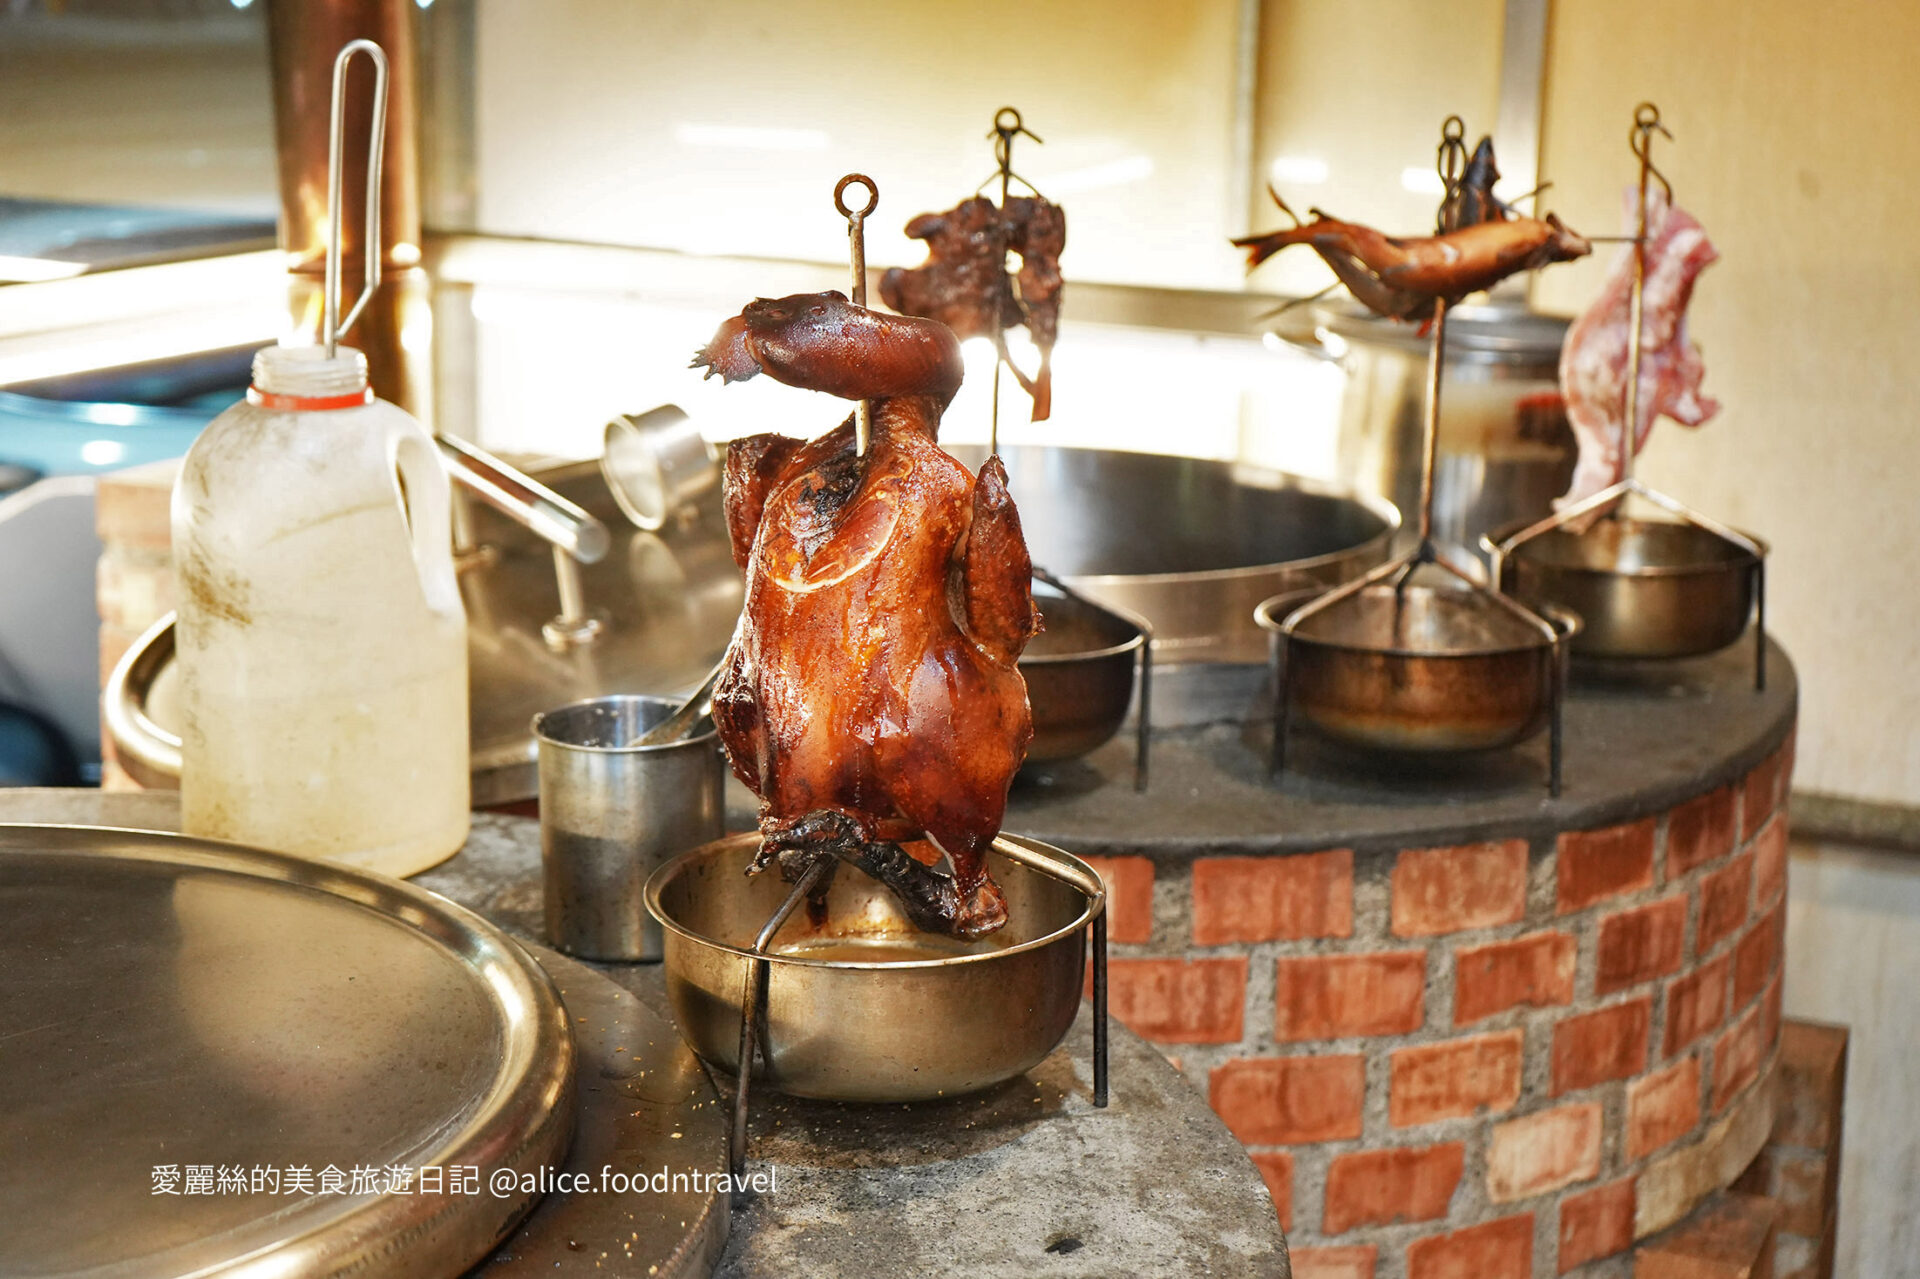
[
  {"left": 0, "top": 789, "right": 1290, "bottom": 1279},
  {"left": 999, "top": 637, "right": 1797, "bottom": 860}
]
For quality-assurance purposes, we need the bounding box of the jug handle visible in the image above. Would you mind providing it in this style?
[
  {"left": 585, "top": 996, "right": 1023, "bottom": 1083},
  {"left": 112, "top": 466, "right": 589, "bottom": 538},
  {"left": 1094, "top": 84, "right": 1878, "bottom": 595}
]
[{"left": 391, "top": 428, "right": 462, "bottom": 614}]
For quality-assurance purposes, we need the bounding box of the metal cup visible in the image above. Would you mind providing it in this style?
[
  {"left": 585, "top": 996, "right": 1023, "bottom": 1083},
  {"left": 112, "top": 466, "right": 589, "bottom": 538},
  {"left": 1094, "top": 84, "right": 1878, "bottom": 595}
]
[
  {"left": 601, "top": 406, "right": 719, "bottom": 532},
  {"left": 532, "top": 694, "right": 724, "bottom": 960}
]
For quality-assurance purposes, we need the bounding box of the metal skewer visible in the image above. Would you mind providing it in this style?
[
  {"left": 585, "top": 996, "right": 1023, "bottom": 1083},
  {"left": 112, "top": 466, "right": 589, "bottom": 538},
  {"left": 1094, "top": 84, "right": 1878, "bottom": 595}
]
[
  {"left": 729, "top": 857, "right": 831, "bottom": 1185},
  {"left": 1618, "top": 103, "right": 1669, "bottom": 501},
  {"left": 834, "top": 174, "right": 878, "bottom": 457},
  {"left": 323, "top": 39, "right": 388, "bottom": 357},
  {"left": 983, "top": 107, "right": 1042, "bottom": 457}
]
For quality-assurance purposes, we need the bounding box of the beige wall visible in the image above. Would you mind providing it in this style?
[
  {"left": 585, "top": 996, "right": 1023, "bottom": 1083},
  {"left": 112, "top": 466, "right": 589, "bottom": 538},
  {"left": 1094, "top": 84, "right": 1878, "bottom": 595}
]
[
  {"left": 1249, "top": 0, "right": 1505, "bottom": 296},
  {"left": 1533, "top": 0, "right": 1920, "bottom": 805},
  {"left": 475, "top": 0, "right": 1246, "bottom": 288}
]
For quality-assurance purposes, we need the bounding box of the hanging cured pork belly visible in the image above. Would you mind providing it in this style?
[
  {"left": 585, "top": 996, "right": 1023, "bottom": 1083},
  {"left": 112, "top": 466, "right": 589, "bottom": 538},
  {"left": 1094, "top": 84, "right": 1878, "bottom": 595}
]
[{"left": 1557, "top": 186, "right": 1720, "bottom": 515}]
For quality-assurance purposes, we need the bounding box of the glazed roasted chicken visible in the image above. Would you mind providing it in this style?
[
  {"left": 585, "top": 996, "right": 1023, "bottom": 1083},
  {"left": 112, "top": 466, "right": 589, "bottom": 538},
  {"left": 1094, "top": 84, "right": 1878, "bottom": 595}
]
[
  {"left": 693, "top": 291, "right": 1041, "bottom": 938},
  {"left": 880, "top": 193, "right": 1066, "bottom": 420}
]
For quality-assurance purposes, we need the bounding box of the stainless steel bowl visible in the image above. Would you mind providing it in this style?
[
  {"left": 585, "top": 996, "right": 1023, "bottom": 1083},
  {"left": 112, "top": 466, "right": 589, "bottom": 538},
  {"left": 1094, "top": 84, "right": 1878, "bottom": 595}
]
[
  {"left": 1256, "top": 584, "right": 1579, "bottom": 753},
  {"left": 1486, "top": 517, "right": 1765, "bottom": 660},
  {"left": 1021, "top": 587, "right": 1147, "bottom": 764},
  {"left": 645, "top": 833, "right": 1102, "bottom": 1103}
]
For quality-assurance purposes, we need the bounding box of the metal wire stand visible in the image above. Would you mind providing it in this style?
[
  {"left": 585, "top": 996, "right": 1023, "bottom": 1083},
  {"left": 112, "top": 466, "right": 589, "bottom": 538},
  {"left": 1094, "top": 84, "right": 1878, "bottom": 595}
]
[
  {"left": 725, "top": 841, "right": 1110, "bottom": 1189},
  {"left": 1487, "top": 103, "right": 1766, "bottom": 691},
  {"left": 1271, "top": 119, "right": 1570, "bottom": 795}
]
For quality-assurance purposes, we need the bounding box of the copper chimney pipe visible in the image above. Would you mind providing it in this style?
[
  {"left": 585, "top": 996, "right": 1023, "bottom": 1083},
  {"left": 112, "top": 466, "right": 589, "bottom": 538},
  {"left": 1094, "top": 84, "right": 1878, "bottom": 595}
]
[{"left": 267, "top": 0, "right": 431, "bottom": 419}]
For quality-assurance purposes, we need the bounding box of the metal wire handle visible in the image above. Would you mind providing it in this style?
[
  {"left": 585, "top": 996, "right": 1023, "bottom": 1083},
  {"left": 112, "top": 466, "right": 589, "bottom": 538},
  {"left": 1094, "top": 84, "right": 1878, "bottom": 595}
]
[
  {"left": 1435, "top": 114, "right": 1468, "bottom": 233},
  {"left": 324, "top": 39, "right": 389, "bottom": 358}
]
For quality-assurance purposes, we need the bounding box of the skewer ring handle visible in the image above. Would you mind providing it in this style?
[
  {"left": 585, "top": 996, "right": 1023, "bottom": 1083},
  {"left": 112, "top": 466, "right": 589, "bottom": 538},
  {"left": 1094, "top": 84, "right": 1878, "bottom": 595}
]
[{"left": 833, "top": 174, "right": 878, "bottom": 220}]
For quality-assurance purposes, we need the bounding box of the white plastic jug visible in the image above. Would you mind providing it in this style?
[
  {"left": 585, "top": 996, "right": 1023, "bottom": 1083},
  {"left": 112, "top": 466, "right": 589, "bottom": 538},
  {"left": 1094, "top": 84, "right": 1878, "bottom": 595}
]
[{"left": 172, "top": 344, "right": 469, "bottom": 876}]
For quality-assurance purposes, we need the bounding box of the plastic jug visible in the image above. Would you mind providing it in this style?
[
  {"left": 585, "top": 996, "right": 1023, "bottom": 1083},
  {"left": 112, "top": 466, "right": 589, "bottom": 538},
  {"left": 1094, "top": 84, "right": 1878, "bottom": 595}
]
[{"left": 172, "top": 343, "right": 469, "bottom": 876}]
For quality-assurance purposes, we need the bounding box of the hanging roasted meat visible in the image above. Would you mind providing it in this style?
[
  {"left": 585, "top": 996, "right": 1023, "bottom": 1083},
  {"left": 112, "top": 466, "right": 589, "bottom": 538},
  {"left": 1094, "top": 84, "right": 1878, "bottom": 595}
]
[
  {"left": 692, "top": 291, "right": 1041, "bottom": 939},
  {"left": 1234, "top": 190, "right": 1592, "bottom": 321},
  {"left": 1556, "top": 186, "right": 1719, "bottom": 519},
  {"left": 880, "top": 193, "right": 1066, "bottom": 421}
]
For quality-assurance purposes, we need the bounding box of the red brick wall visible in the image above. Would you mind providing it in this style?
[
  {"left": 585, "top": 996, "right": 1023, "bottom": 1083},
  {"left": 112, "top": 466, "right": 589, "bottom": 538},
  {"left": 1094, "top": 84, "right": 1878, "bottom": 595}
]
[{"left": 1090, "top": 733, "right": 1795, "bottom": 1279}]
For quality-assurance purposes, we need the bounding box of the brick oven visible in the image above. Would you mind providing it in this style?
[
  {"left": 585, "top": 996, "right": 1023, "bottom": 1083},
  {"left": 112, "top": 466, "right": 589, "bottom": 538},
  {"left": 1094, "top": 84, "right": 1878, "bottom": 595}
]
[{"left": 1014, "top": 641, "right": 1796, "bottom": 1276}]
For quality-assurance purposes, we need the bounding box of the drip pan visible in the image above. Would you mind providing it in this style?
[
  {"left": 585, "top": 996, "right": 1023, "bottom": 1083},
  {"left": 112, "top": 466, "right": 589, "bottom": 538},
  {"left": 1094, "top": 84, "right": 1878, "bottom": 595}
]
[
  {"left": 1257, "top": 583, "right": 1579, "bottom": 753},
  {"left": 1487, "top": 516, "right": 1764, "bottom": 660},
  {"left": 1021, "top": 581, "right": 1148, "bottom": 765},
  {"left": 645, "top": 833, "right": 1102, "bottom": 1104}
]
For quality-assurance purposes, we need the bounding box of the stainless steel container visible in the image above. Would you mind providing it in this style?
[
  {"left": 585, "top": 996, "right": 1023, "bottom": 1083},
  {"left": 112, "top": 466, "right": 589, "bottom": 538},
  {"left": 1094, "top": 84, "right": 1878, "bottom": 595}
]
[
  {"left": 1021, "top": 585, "right": 1148, "bottom": 764},
  {"left": 1256, "top": 584, "right": 1579, "bottom": 753},
  {"left": 1486, "top": 517, "right": 1765, "bottom": 661},
  {"left": 602, "top": 406, "right": 720, "bottom": 531},
  {"left": 533, "top": 694, "right": 725, "bottom": 961},
  {"left": 646, "top": 833, "right": 1102, "bottom": 1103},
  {"left": 1273, "top": 300, "right": 1574, "bottom": 555}
]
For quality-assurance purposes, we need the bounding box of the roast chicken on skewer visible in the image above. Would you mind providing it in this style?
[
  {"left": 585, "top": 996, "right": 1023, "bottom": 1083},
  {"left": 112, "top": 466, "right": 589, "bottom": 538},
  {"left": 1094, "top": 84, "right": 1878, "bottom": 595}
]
[{"left": 693, "top": 291, "right": 1041, "bottom": 939}]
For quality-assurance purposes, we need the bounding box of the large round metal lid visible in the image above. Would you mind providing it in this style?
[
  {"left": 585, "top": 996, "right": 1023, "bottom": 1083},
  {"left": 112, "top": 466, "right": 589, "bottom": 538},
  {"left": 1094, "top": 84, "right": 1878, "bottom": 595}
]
[
  {"left": 0, "top": 824, "right": 575, "bottom": 1278},
  {"left": 1309, "top": 298, "right": 1570, "bottom": 362}
]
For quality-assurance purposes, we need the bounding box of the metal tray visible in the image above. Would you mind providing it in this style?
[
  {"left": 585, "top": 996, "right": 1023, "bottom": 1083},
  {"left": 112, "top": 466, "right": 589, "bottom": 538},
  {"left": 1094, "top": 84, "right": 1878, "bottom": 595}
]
[{"left": 0, "top": 824, "right": 576, "bottom": 1278}]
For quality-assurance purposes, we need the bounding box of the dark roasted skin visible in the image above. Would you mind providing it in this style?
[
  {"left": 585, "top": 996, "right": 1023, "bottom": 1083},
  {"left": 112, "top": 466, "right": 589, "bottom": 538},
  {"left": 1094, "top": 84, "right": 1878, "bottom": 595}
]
[
  {"left": 1234, "top": 189, "right": 1590, "bottom": 321},
  {"left": 692, "top": 291, "right": 1040, "bottom": 938},
  {"left": 880, "top": 193, "right": 1065, "bottom": 421},
  {"left": 1439, "top": 135, "right": 1507, "bottom": 234}
]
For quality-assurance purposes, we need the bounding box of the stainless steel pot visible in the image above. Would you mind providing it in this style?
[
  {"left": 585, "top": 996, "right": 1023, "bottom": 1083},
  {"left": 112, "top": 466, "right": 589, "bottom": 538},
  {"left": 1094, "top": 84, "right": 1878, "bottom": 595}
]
[
  {"left": 1255, "top": 584, "right": 1579, "bottom": 754},
  {"left": 1020, "top": 583, "right": 1148, "bottom": 765},
  {"left": 645, "top": 833, "right": 1102, "bottom": 1103},
  {"left": 1485, "top": 516, "right": 1765, "bottom": 660},
  {"left": 1273, "top": 299, "right": 1574, "bottom": 556}
]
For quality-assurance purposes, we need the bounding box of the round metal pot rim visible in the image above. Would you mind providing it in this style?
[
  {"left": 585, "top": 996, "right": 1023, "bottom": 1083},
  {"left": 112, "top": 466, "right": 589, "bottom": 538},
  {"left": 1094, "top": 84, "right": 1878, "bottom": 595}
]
[
  {"left": 1060, "top": 484, "right": 1401, "bottom": 589},
  {"left": 644, "top": 833, "right": 1104, "bottom": 970},
  {"left": 529, "top": 693, "right": 718, "bottom": 756},
  {"left": 1020, "top": 629, "right": 1146, "bottom": 666},
  {"left": 1485, "top": 517, "right": 1768, "bottom": 581},
  {"left": 1254, "top": 587, "right": 1581, "bottom": 662},
  {"left": 1020, "top": 590, "right": 1152, "bottom": 666}
]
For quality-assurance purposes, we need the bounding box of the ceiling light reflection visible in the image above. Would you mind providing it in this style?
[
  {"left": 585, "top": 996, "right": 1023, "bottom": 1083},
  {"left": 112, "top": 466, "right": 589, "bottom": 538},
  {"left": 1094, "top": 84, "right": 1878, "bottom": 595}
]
[{"left": 673, "top": 124, "right": 830, "bottom": 152}]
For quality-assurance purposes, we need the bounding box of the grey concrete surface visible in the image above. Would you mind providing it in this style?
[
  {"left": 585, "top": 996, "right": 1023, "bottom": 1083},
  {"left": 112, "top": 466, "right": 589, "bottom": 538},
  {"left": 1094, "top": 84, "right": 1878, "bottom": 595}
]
[
  {"left": 0, "top": 791, "right": 1289, "bottom": 1278},
  {"left": 1002, "top": 638, "right": 1796, "bottom": 859}
]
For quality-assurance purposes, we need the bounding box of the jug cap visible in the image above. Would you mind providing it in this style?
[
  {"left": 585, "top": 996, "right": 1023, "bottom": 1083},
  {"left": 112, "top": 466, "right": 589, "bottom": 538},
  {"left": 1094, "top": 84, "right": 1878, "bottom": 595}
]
[{"left": 248, "top": 344, "right": 373, "bottom": 411}]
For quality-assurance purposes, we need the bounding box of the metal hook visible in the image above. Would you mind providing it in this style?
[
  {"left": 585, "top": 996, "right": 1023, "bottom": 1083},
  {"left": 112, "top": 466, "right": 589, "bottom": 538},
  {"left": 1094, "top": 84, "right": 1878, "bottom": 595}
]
[
  {"left": 1619, "top": 102, "right": 1675, "bottom": 498},
  {"left": 324, "top": 39, "right": 389, "bottom": 360},
  {"left": 1435, "top": 114, "right": 1470, "bottom": 224},
  {"left": 834, "top": 174, "right": 877, "bottom": 457},
  {"left": 833, "top": 173, "right": 879, "bottom": 222},
  {"left": 1437, "top": 115, "right": 1468, "bottom": 177},
  {"left": 1629, "top": 101, "right": 1675, "bottom": 205},
  {"left": 976, "top": 106, "right": 1046, "bottom": 199}
]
